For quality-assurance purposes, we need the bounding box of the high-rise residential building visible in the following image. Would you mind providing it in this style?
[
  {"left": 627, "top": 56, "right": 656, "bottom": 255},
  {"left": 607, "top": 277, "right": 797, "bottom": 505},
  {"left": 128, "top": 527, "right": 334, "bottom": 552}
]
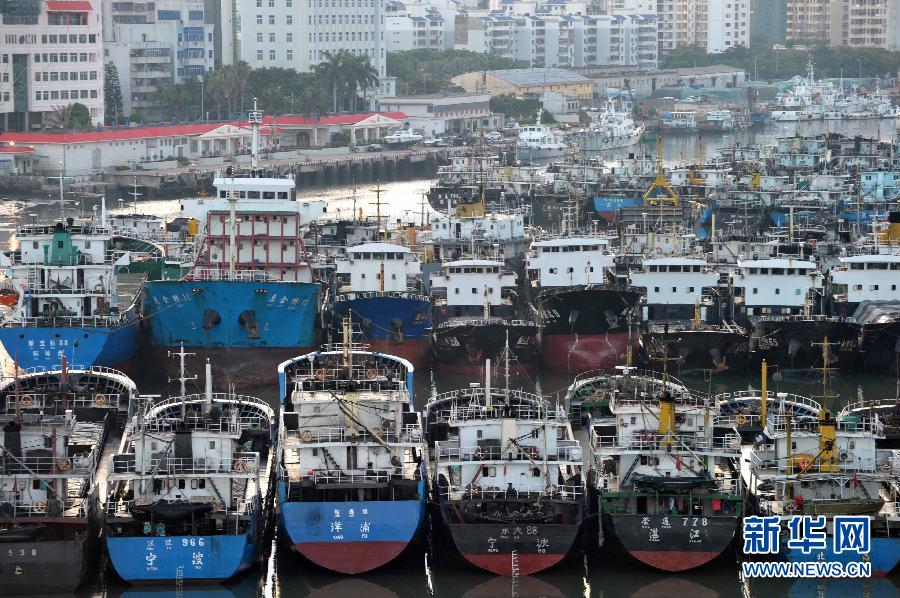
[
  {"left": 238, "top": 0, "right": 387, "bottom": 84},
  {"left": 666, "top": 0, "right": 749, "bottom": 53},
  {"left": 838, "top": 0, "right": 899, "bottom": 50},
  {"left": 385, "top": 0, "right": 453, "bottom": 51},
  {"left": 751, "top": 0, "right": 787, "bottom": 45},
  {"left": 103, "top": 1, "right": 216, "bottom": 116},
  {"left": 456, "top": 12, "right": 658, "bottom": 69},
  {"left": 785, "top": 0, "right": 841, "bottom": 44},
  {"left": 0, "top": 0, "right": 105, "bottom": 131}
]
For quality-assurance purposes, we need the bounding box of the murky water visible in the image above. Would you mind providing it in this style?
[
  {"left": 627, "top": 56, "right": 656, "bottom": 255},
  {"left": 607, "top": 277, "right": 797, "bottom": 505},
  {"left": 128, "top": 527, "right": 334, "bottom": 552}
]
[{"left": 3, "top": 119, "right": 899, "bottom": 597}]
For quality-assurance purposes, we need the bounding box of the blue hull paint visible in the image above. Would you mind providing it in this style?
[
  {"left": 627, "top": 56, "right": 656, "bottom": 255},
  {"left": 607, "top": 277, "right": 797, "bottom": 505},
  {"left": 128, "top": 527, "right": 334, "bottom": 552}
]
[
  {"left": 143, "top": 280, "right": 320, "bottom": 349},
  {"left": 278, "top": 482, "right": 426, "bottom": 546},
  {"left": 592, "top": 197, "right": 642, "bottom": 218},
  {"left": 785, "top": 536, "right": 900, "bottom": 575},
  {"left": 330, "top": 296, "right": 431, "bottom": 343},
  {"left": 106, "top": 534, "right": 258, "bottom": 583},
  {"left": 0, "top": 322, "right": 137, "bottom": 369}
]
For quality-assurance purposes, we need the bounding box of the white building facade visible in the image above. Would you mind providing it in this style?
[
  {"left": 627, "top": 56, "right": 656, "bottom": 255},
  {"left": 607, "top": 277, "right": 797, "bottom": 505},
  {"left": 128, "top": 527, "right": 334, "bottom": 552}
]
[
  {"left": 0, "top": 0, "right": 105, "bottom": 130},
  {"left": 103, "top": 0, "right": 215, "bottom": 115},
  {"left": 238, "top": 0, "right": 387, "bottom": 82}
]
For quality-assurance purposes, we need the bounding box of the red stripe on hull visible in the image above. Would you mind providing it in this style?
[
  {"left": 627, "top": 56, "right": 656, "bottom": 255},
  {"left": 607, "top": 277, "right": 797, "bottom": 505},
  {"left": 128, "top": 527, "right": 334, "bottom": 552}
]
[
  {"left": 365, "top": 338, "right": 432, "bottom": 370},
  {"left": 629, "top": 550, "right": 722, "bottom": 572},
  {"left": 295, "top": 541, "right": 408, "bottom": 574},
  {"left": 463, "top": 552, "right": 566, "bottom": 576},
  {"left": 541, "top": 333, "right": 633, "bottom": 373},
  {"left": 434, "top": 361, "right": 537, "bottom": 376}
]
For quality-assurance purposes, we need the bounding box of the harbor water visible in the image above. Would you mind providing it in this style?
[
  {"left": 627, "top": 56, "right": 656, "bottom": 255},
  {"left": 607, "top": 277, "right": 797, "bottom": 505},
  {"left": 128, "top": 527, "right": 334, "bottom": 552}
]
[{"left": 3, "top": 118, "right": 899, "bottom": 597}]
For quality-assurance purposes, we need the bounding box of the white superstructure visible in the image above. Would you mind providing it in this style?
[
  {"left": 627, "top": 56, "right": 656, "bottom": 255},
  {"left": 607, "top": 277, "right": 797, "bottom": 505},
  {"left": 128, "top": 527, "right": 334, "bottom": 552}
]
[
  {"left": 526, "top": 237, "right": 615, "bottom": 288},
  {"left": 334, "top": 242, "right": 423, "bottom": 293},
  {"left": 732, "top": 258, "right": 823, "bottom": 317},
  {"left": 628, "top": 257, "right": 720, "bottom": 321}
]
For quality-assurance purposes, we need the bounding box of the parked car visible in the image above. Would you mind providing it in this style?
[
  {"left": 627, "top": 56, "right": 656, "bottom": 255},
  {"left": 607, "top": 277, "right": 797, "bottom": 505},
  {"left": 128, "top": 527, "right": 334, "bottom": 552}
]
[
  {"left": 350, "top": 146, "right": 362, "bottom": 153},
  {"left": 367, "top": 143, "right": 383, "bottom": 152},
  {"left": 557, "top": 123, "right": 571, "bottom": 131},
  {"left": 484, "top": 131, "right": 503, "bottom": 142}
]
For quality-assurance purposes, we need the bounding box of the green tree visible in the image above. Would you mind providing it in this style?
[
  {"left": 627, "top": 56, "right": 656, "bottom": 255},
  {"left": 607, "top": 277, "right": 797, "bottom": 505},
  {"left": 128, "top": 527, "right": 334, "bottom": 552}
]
[
  {"left": 387, "top": 49, "right": 526, "bottom": 95},
  {"left": 343, "top": 53, "right": 379, "bottom": 111},
  {"left": 104, "top": 62, "right": 124, "bottom": 125},
  {"left": 68, "top": 102, "right": 92, "bottom": 129},
  {"left": 489, "top": 95, "right": 541, "bottom": 121},
  {"left": 313, "top": 51, "right": 350, "bottom": 112}
]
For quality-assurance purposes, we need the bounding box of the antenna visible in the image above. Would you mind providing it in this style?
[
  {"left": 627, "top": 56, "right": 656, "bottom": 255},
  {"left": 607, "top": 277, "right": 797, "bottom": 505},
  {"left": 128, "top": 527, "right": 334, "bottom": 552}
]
[
  {"left": 129, "top": 177, "right": 142, "bottom": 212},
  {"left": 168, "top": 343, "right": 197, "bottom": 419},
  {"left": 370, "top": 184, "right": 385, "bottom": 241},
  {"left": 248, "top": 97, "right": 263, "bottom": 174}
]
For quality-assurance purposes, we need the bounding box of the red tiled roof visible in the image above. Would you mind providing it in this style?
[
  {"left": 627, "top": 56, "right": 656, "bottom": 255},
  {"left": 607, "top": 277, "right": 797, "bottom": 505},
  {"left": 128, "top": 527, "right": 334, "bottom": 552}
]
[
  {"left": 262, "top": 112, "right": 407, "bottom": 126},
  {"left": 46, "top": 1, "right": 93, "bottom": 11},
  {"left": 0, "top": 146, "right": 36, "bottom": 153},
  {"left": 0, "top": 113, "right": 406, "bottom": 145}
]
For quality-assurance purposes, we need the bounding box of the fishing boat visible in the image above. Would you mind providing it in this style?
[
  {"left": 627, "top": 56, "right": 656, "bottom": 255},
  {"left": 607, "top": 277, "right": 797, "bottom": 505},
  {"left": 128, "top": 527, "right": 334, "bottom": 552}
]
[
  {"left": 586, "top": 368, "right": 744, "bottom": 571},
  {"left": 571, "top": 97, "right": 644, "bottom": 152},
  {"left": 425, "top": 361, "right": 585, "bottom": 575},
  {"left": 104, "top": 350, "right": 276, "bottom": 583},
  {"left": 526, "top": 237, "right": 641, "bottom": 373},
  {"left": 0, "top": 210, "right": 139, "bottom": 371},
  {"left": 742, "top": 403, "right": 900, "bottom": 574},
  {"left": 330, "top": 241, "right": 432, "bottom": 368},
  {"left": 430, "top": 258, "right": 538, "bottom": 374},
  {"left": 276, "top": 320, "right": 426, "bottom": 573},
  {"left": 141, "top": 102, "right": 324, "bottom": 387},
  {"left": 516, "top": 112, "right": 568, "bottom": 163},
  {"left": 0, "top": 361, "right": 137, "bottom": 593}
]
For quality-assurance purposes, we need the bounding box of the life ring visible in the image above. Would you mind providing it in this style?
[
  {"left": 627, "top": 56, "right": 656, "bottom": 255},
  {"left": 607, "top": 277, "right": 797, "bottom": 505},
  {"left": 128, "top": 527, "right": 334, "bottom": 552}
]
[
  {"left": 474, "top": 448, "right": 485, "bottom": 460},
  {"left": 300, "top": 429, "right": 313, "bottom": 443},
  {"left": 839, "top": 451, "right": 850, "bottom": 462},
  {"left": 315, "top": 368, "right": 327, "bottom": 381},
  {"left": 95, "top": 393, "right": 108, "bottom": 407},
  {"left": 20, "top": 394, "right": 33, "bottom": 408},
  {"left": 785, "top": 500, "right": 798, "bottom": 513},
  {"left": 735, "top": 414, "right": 748, "bottom": 426},
  {"left": 56, "top": 457, "right": 72, "bottom": 472},
  {"left": 31, "top": 501, "right": 47, "bottom": 513},
  {"left": 729, "top": 439, "right": 740, "bottom": 450},
  {"left": 371, "top": 426, "right": 384, "bottom": 439},
  {"left": 94, "top": 283, "right": 104, "bottom": 293},
  {"left": 232, "top": 459, "right": 250, "bottom": 474},
  {"left": 366, "top": 368, "right": 377, "bottom": 380},
  {"left": 881, "top": 461, "right": 892, "bottom": 471}
]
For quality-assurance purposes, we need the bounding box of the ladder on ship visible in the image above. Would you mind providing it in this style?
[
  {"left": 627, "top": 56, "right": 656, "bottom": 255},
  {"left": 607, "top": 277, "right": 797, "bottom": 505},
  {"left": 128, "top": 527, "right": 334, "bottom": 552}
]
[{"left": 231, "top": 477, "right": 247, "bottom": 510}]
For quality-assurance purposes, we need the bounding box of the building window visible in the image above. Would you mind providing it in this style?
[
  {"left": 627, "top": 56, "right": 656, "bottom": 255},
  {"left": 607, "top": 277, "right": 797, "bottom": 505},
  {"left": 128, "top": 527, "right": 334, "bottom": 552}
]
[
  {"left": 256, "top": 14, "right": 262, "bottom": 24},
  {"left": 286, "top": 49, "right": 293, "bottom": 60},
  {"left": 257, "top": 32, "right": 263, "bottom": 42},
  {"left": 286, "top": 14, "right": 292, "bottom": 24},
  {"left": 269, "top": 32, "right": 275, "bottom": 42},
  {"left": 257, "top": 49, "right": 263, "bottom": 60},
  {"left": 286, "top": 32, "right": 292, "bottom": 42},
  {"left": 268, "top": 14, "right": 275, "bottom": 24},
  {"left": 268, "top": 0, "right": 274, "bottom": 6}
]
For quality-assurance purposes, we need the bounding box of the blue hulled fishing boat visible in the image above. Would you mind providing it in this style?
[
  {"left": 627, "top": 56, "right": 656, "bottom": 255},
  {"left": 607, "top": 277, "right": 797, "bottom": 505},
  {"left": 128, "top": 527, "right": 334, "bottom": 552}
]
[
  {"left": 104, "top": 350, "right": 276, "bottom": 583},
  {"left": 276, "top": 319, "right": 426, "bottom": 573}
]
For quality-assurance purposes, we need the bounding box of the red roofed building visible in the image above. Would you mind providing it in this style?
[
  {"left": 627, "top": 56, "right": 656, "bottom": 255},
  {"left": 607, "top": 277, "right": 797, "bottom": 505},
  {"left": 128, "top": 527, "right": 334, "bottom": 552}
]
[
  {"left": 0, "top": 0, "right": 105, "bottom": 131},
  {"left": 0, "top": 112, "right": 407, "bottom": 175}
]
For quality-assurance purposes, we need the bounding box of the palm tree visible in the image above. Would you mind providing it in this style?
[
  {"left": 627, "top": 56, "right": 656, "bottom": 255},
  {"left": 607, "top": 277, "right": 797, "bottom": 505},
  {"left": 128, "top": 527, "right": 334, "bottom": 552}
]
[
  {"left": 313, "top": 51, "right": 347, "bottom": 113},
  {"left": 45, "top": 104, "right": 73, "bottom": 130},
  {"left": 345, "top": 54, "right": 379, "bottom": 111}
]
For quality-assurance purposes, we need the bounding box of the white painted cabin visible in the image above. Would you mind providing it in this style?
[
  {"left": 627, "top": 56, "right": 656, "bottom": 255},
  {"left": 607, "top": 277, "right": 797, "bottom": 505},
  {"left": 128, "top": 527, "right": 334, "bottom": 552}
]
[
  {"left": 830, "top": 254, "right": 900, "bottom": 306},
  {"left": 335, "top": 243, "right": 423, "bottom": 293},
  {"left": 733, "top": 258, "right": 822, "bottom": 317},
  {"left": 628, "top": 257, "right": 720, "bottom": 321},
  {"left": 526, "top": 237, "right": 615, "bottom": 288}
]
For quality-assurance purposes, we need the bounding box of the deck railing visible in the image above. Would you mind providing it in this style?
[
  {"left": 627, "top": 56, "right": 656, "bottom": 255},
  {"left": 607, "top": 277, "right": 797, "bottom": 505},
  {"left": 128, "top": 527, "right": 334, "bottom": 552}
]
[
  {"left": 109, "top": 452, "right": 260, "bottom": 476},
  {"left": 591, "top": 432, "right": 741, "bottom": 454}
]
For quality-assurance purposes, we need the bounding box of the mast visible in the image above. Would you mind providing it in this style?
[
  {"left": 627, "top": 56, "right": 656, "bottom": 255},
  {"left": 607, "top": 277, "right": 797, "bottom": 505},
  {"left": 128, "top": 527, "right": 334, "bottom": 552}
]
[
  {"left": 168, "top": 343, "right": 197, "bottom": 419},
  {"left": 129, "top": 177, "right": 142, "bottom": 212},
  {"left": 58, "top": 161, "right": 65, "bottom": 220},
  {"left": 370, "top": 184, "right": 385, "bottom": 241},
  {"left": 249, "top": 97, "right": 262, "bottom": 174}
]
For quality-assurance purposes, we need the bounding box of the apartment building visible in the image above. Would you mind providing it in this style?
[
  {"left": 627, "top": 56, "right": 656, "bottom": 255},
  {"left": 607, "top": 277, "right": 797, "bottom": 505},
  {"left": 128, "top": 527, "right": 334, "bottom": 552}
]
[
  {"left": 385, "top": 0, "right": 449, "bottom": 51},
  {"left": 238, "top": 0, "right": 387, "bottom": 80},
  {"left": 457, "top": 12, "right": 657, "bottom": 69},
  {"left": 785, "top": 0, "right": 842, "bottom": 44},
  {"left": 0, "top": 0, "right": 105, "bottom": 131},
  {"left": 103, "top": 1, "right": 215, "bottom": 115},
  {"left": 839, "top": 0, "right": 899, "bottom": 50},
  {"left": 614, "top": 0, "right": 749, "bottom": 54}
]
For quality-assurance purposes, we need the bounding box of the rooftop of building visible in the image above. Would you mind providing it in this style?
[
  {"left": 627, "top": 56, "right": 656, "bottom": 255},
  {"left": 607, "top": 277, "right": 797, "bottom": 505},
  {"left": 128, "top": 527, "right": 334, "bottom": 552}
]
[{"left": 490, "top": 68, "right": 591, "bottom": 86}]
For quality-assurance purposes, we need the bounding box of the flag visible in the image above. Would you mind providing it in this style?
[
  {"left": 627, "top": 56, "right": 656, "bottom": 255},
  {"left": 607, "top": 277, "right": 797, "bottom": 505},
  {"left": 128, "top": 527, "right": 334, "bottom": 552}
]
[
  {"left": 675, "top": 455, "right": 682, "bottom": 471},
  {"left": 852, "top": 472, "right": 859, "bottom": 489}
]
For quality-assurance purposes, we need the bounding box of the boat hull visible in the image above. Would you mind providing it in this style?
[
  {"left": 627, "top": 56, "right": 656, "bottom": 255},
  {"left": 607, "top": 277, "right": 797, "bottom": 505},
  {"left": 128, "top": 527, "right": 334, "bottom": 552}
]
[
  {"left": 601, "top": 512, "right": 738, "bottom": 572},
  {"left": 106, "top": 534, "right": 259, "bottom": 583},
  {"left": 0, "top": 537, "right": 91, "bottom": 593},
  {"left": 542, "top": 332, "right": 634, "bottom": 372},
  {"left": 330, "top": 295, "right": 432, "bottom": 369},
  {"left": 142, "top": 279, "right": 320, "bottom": 385},
  {"left": 640, "top": 329, "right": 750, "bottom": 373},
  {"left": 784, "top": 536, "right": 900, "bottom": 576},
  {"left": 433, "top": 322, "right": 538, "bottom": 375},
  {"left": 445, "top": 522, "right": 579, "bottom": 575},
  {"left": 278, "top": 489, "right": 425, "bottom": 574},
  {"left": 751, "top": 318, "right": 860, "bottom": 370},
  {"left": 0, "top": 322, "right": 137, "bottom": 371}
]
